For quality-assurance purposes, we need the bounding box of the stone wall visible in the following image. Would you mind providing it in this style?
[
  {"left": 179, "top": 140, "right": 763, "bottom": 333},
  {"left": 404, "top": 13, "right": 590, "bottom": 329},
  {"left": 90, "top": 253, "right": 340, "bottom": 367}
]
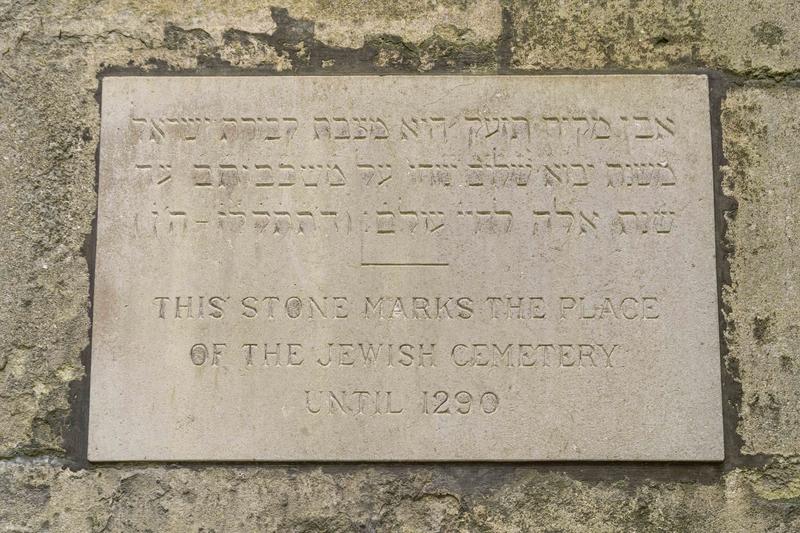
[{"left": 1, "top": 1, "right": 799, "bottom": 530}]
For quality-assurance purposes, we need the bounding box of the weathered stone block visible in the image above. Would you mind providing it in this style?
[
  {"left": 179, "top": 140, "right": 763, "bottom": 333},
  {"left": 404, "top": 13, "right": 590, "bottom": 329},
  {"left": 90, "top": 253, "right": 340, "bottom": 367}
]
[{"left": 723, "top": 85, "right": 800, "bottom": 456}]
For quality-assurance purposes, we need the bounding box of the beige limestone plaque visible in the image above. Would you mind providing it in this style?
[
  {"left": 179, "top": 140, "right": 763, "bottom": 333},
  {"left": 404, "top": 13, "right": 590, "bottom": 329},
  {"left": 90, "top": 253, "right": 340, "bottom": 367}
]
[{"left": 89, "top": 75, "right": 723, "bottom": 461}]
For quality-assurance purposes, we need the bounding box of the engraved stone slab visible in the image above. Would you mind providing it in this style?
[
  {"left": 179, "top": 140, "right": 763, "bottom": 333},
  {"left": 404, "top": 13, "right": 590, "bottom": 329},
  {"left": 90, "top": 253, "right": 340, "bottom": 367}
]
[{"left": 89, "top": 75, "right": 723, "bottom": 461}]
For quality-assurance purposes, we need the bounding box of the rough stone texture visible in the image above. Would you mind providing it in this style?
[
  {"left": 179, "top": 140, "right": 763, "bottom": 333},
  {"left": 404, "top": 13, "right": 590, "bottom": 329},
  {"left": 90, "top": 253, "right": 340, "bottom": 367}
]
[
  {"left": 723, "top": 86, "right": 800, "bottom": 456},
  {"left": 0, "top": 0, "right": 799, "bottom": 529},
  {"left": 4, "top": 0, "right": 502, "bottom": 51},
  {"left": 507, "top": 0, "right": 800, "bottom": 76},
  {"left": 0, "top": 460, "right": 799, "bottom": 532},
  {"left": 1, "top": 1, "right": 502, "bottom": 72},
  {"left": 0, "top": 62, "right": 94, "bottom": 456}
]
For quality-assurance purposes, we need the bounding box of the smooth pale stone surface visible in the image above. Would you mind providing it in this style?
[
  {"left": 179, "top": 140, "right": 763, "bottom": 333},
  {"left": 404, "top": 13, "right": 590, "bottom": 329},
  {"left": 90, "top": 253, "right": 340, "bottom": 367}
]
[{"left": 89, "top": 75, "right": 723, "bottom": 461}]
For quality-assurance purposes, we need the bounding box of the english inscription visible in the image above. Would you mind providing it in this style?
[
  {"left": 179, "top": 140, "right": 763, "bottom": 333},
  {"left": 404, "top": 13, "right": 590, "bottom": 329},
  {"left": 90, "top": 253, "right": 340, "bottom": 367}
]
[{"left": 89, "top": 76, "right": 723, "bottom": 461}]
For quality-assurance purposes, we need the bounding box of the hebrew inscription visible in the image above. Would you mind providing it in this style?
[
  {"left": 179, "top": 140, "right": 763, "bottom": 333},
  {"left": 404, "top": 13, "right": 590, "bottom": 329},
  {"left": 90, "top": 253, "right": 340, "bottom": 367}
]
[{"left": 89, "top": 76, "right": 723, "bottom": 461}]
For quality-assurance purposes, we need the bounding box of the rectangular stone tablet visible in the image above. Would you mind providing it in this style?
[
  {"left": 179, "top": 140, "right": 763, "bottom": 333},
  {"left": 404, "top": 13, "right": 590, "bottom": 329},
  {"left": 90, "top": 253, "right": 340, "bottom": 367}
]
[{"left": 89, "top": 75, "right": 723, "bottom": 461}]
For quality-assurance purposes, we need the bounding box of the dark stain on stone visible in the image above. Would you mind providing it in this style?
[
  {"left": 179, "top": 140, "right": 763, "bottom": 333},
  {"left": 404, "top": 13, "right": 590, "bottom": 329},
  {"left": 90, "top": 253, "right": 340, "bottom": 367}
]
[
  {"left": 496, "top": 6, "right": 513, "bottom": 71},
  {"left": 749, "top": 391, "right": 781, "bottom": 421},
  {"left": 751, "top": 21, "right": 785, "bottom": 48},
  {"left": 753, "top": 314, "right": 773, "bottom": 344},
  {"left": 164, "top": 24, "right": 215, "bottom": 53},
  {"left": 144, "top": 57, "right": 171, "bottom": 70},
  {"left": 61, "top": 84, "right": 103, "bottom": 470},
  {"left": 163, "top": 7, "right": 497, "bottom": 72}
]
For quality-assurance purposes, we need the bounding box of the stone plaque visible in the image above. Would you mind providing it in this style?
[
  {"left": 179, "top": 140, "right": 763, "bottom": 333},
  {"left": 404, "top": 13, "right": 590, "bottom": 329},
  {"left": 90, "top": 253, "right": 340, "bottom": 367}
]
[{"left": 89, "top": 75, "right": 723, "bottom": 461}]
